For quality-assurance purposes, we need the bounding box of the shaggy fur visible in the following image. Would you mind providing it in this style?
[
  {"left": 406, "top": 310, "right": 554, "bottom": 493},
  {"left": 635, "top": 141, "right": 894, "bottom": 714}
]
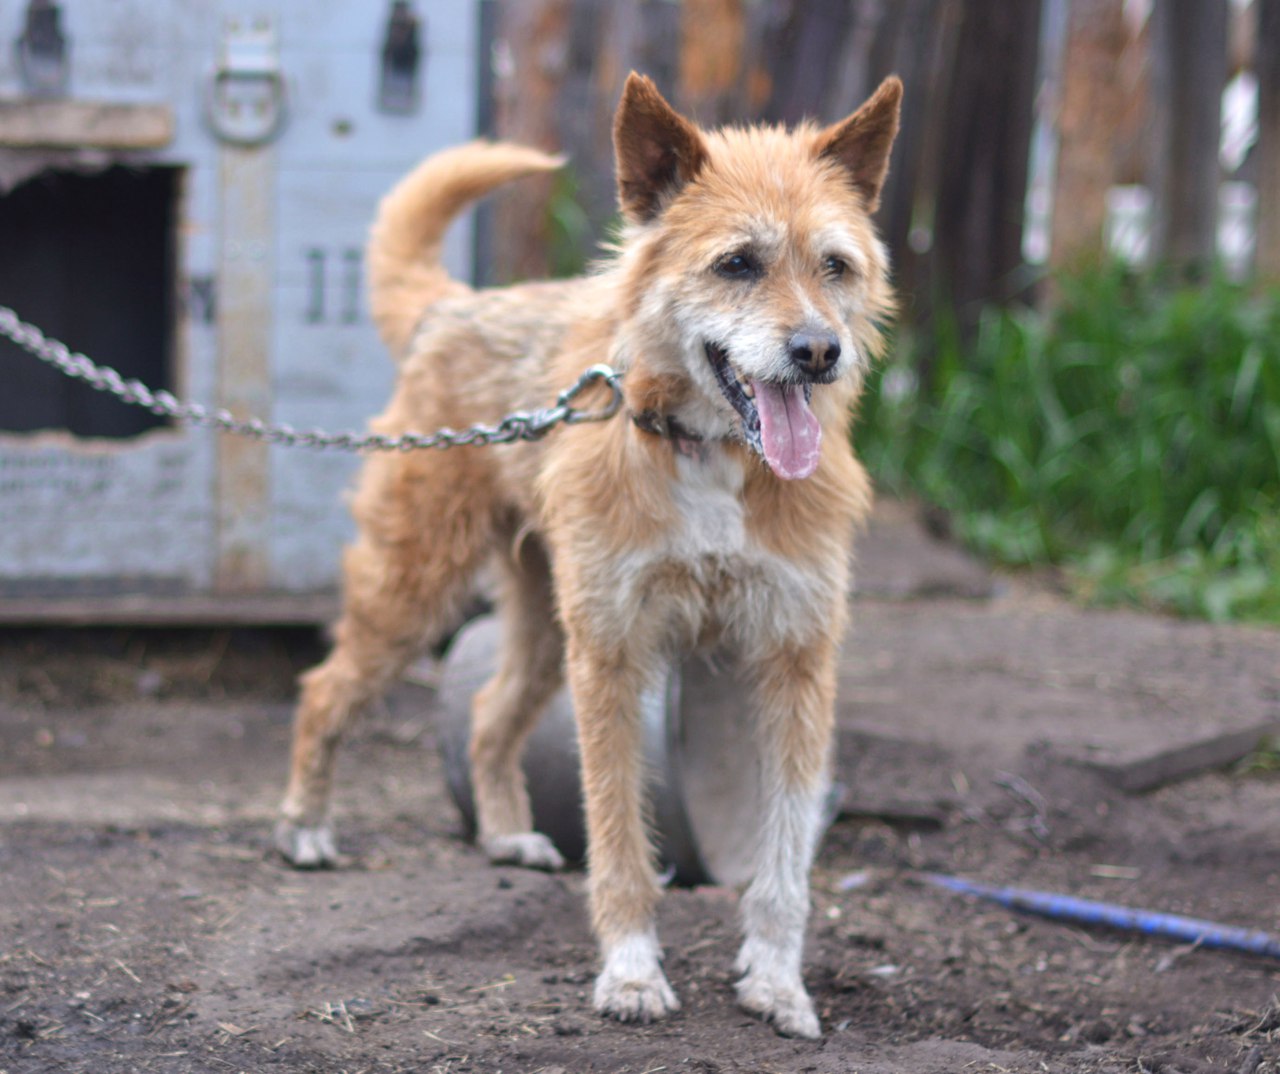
[{"left": 276, "top": 72, "right": 902, "bottom": 1039}]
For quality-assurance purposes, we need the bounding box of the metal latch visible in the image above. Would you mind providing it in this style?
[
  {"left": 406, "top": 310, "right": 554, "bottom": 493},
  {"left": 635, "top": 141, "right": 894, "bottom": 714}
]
[
  {"left": 378, "top": 1, "right": 424, "bottom": 115},
  {"left": 16, "top": 0, "right": 69, "bottom": 98},
  {"left": 205, "top": 16, "right": 286, "bottom": 145}
]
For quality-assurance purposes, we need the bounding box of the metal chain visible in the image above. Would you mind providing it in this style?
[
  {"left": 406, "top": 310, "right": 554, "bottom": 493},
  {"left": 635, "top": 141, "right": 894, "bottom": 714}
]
[{"left": 0, "top": 305, "right": 624, "bottom": 451}]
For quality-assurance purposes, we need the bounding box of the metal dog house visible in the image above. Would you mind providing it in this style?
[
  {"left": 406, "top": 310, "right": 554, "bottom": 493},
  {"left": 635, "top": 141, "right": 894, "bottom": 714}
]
[{"left": 0, "top": 0, "right": 480, "bottom": 622}]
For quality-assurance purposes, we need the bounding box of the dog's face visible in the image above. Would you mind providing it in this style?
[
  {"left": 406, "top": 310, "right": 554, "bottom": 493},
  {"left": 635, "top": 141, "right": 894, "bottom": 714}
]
[{"left": 612, "top": 75, "right": 901, "bottom": 480}]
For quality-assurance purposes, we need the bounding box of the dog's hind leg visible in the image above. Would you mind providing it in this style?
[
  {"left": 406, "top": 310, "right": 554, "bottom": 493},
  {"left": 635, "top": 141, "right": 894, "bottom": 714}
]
[
  {"left": 277, "top": 450, "right": 494, "bottom": 867},
  {"left": 733, "top": 634, "right": 841, "bottom": 1040},
  {"left": 468, "top": 530, "right": 567, "bottom": 870}
]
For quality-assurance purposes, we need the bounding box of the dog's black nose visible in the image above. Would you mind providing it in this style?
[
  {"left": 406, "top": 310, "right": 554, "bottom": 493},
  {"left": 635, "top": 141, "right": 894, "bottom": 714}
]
[{"left": 788, "top": 331, "right": 841, "bottom": 379}]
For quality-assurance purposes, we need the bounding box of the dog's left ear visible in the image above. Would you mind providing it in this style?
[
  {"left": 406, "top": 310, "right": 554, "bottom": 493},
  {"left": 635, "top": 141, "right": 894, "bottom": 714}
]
[
  {"left": 613, "top": 72, "right": 709, "bottom": 223},
  {"left": 815, "top": 76, "right": 903, "bottom": 212}
]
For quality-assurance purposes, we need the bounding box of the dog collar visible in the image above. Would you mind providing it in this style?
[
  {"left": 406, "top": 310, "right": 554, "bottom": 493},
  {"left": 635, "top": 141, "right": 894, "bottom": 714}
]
[
  {"left": 630, "top": 409, "right": 704, "bottom": 443},
  {"left": 630, "top": 409, "right": 713, "bottom": 458}
]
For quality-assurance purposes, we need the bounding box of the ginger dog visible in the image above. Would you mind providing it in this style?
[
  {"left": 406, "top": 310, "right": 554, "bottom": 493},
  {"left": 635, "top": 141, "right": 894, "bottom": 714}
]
[{"left": 277, "top": 72, "right": 901, "bottom": 1038}]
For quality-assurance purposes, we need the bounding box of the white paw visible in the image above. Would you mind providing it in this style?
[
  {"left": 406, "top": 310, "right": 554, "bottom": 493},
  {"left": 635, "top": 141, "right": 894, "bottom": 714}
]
[
  {"left": 481, "top": 831, "right": 566, "bottom": 871},
  {"left": 735, "top": 970, "right": 821, "bottom": 1038},
  {"left": 735, "top": 941, "right": 821, "bottom": 1039},
  {"left": 594, "top": 932, "right": 680, "bottom": 1024},
  {"left": 275, "top": 819, "right": 338, "bottom": 868}
]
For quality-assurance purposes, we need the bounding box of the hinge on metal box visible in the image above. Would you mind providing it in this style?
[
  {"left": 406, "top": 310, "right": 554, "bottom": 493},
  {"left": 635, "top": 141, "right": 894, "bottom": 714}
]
[
  {"left": 205, "top": 16, "right": 287, "bottom": 145},
  {"left": 378, "top": 1, "right": 424, "bottom": 115},
  {"left": 16, "top": 0, "right": 69, "bottom": 98}
]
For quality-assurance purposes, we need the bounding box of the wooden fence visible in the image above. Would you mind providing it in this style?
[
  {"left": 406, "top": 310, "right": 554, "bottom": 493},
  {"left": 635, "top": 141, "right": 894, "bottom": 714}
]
[{"left": 474, "top": 0, "right": 1279, "bottom": 333}]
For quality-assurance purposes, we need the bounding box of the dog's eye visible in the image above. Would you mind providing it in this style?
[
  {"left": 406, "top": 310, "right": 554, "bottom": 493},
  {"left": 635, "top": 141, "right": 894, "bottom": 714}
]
[
  {"left": 823, "top": 255, "right": 849, "bottom": 279},
  {"left": 714, "top": 252, "right": 760, "bottom": 280}
]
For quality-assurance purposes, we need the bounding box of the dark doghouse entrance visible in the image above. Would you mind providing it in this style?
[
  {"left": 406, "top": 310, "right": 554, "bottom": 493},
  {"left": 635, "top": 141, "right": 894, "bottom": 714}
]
[{"left": 0, "top": 165, "right": 181, "bottom": 438}]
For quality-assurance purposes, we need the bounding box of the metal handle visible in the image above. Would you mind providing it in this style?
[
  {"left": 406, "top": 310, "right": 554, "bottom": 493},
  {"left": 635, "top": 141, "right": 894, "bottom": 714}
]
[{"left": 204, "top": 17, "right": 287, "bottom": 146}]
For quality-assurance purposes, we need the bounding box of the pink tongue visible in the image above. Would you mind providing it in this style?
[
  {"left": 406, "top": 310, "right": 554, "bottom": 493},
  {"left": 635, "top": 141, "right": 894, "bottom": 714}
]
[{"left": 750, "top": 380, "right": 822, "bottom": 480}]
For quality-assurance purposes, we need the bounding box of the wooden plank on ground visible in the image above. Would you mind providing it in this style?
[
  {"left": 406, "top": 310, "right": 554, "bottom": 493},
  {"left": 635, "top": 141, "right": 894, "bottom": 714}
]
[
  {"left": 835, "top": 600, "right": 1280, "bottom": 797},
  {"left": 1068, "top": 720, "right": 1280, "bottom": 794}
]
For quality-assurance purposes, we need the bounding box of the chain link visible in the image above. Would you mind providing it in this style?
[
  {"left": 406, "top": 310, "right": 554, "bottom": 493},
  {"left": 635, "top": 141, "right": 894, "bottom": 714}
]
[{"left": 0, "top": 305, "right": 624, "bottom": 451}]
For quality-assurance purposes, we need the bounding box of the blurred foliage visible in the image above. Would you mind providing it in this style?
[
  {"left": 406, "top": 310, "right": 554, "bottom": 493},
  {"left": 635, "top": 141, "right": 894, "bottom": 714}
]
[
  {"left": 856, "top": 265, "right": 1280, "bottom": 624},
  {"left": 544, "top": 165, "right": 623, "bottom": 279},
  {"left": 545, "top": 167, "right": 595, "bottom": 280}
]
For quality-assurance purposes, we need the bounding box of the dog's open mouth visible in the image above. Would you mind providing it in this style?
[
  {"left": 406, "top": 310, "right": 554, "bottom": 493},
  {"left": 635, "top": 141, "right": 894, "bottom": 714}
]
[{"left": 705, "top": 343, "right": 821, "bottom": 480}]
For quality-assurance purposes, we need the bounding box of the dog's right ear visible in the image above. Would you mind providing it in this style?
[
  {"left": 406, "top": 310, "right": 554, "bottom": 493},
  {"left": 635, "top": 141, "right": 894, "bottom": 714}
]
[
  {"left": 815, "top": 75, "right": 903, "bottom": 212},
  {"left": 613, "top": 72, "right": 708, "bottom": 223}
]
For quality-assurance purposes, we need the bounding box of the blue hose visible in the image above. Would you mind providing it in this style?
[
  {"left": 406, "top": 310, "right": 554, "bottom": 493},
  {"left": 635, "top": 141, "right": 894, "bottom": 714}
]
[{"left": 922, "top": 873, "right": 1280, "bottom": 960}]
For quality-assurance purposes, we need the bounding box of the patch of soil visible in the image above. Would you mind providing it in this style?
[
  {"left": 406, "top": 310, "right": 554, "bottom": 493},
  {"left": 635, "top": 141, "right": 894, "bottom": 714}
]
[
  {"left": 2, "top": 588, "right": 1279, "bottom": 1073},
  {"left": 0, "top": 626, "right": 326, "bottom": 707}
]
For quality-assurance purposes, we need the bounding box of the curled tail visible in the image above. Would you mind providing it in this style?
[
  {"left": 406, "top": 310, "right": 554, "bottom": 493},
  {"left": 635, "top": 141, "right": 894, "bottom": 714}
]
[{"left": 367, "top": 141, "right": 564, "bottom": 357}]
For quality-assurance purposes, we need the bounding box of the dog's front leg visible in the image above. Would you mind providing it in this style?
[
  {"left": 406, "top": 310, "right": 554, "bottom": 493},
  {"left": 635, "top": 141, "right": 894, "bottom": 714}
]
[
  {"left": 734, "top": 636, "right": 840, "bottom": 1040},
  {"left": 565, "top": 631, "right": 680, "bottom": 1024}
]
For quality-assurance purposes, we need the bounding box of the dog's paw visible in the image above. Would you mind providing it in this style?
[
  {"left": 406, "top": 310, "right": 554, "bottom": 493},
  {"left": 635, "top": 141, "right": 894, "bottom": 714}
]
[
  {"left": 735, "top": 969, "right": 821, "bottom": 1039},
  {"left": 595, "top": 971, "right": 680, "bottom": 1025},
  {"left": 594, "top": 934, "right": 680, "bottom": 1024},
  {"left": 734, "top": 939, "right": 821, "bottom": 1039},
  {"left": 481, "top": 831, "right": 565, "bottom": 871},
  {"left": 274, "top": 819, "right": 338, "bottom": 869}
]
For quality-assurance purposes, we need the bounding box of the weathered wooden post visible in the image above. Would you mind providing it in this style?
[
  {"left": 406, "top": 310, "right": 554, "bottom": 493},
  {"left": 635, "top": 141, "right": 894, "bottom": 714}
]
[
  {"left": 1146, "top": 0, "right": 1228, "bottom": 271},
  {"left": 929, "top": 1, "right": 1043, "bottom": 330},
  {"left": 1049, "top": 0, "right": 1128, "bottom": 272},
  {"left": 1256, "top": 0, "right": 1280, "bottom": 280}
]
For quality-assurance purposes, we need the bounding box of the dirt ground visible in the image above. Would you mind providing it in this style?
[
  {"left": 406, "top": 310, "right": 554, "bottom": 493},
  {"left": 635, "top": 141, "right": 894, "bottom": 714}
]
[{"left": 2, "top": 504, "right": 1279, "bottom": 1074}]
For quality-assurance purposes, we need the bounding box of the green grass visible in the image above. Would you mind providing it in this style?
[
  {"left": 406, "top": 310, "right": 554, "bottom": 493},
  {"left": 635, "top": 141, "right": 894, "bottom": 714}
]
[
  {"left": 855, "top": 266, "right": 1280, "bottom": 623},
  {"left": 1236, "top": 736, "right": 1280, "bottom": 775}
]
